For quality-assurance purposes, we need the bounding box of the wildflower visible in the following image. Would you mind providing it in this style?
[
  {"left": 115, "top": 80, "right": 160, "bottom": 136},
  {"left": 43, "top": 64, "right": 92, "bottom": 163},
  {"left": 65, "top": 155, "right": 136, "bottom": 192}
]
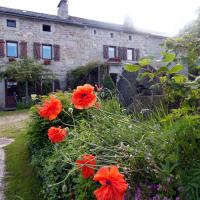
[
  {"left": 71, "top": 84, "right": 97, "bottom": 110},
  {"left": 38, "top": 96, "right": 62, "bottom": 120},
  {"left": 93, "top": 165, "right": 128, "bottom": 200},
  {"left": 76, "top": 154, "right": 96, "bottom": 179},
  {"left": 68, "top": 107, "right": 73, "bottom": 114},
  {"left": 135, "top": 186, "right": 142, "bottom": 200},
  {"left": 48, "top": 126, "right": 67, "bottom": 143}
]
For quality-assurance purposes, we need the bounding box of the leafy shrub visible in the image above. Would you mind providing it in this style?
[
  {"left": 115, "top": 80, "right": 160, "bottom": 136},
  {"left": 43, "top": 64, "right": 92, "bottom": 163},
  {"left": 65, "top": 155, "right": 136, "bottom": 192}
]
[{"left": 28, "top": 88, "right": 200, "bottom": 200}]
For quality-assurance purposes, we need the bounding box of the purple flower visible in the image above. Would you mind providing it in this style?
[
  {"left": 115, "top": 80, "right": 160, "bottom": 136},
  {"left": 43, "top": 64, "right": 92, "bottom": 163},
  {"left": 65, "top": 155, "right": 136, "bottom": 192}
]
[
  {"left": 152, "top": 195, "right": 161, "bottom": 200},
  {"left": 167, "top": 175, "right": 173, "bottom": 183},
  {"left": 175, "top": 197, "right": 180, "bottom": 200},
  {"left": 150, "top": 184, "right": 159, "bottom": 191},
  {"left": 163, "top": 197, "right": 170, "bottom": 200},
  {"left": 157, "top": 184, "right": 162, "bottom": 191},
  {"left": 134, "top": 186, "right": 142, "bottom": 200}
]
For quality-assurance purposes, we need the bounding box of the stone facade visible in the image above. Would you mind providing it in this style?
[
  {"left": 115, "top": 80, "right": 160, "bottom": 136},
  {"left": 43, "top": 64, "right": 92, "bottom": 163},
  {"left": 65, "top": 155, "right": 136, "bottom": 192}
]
[{"left": 0, "top": 0, "right": 165, "bottom": 109}]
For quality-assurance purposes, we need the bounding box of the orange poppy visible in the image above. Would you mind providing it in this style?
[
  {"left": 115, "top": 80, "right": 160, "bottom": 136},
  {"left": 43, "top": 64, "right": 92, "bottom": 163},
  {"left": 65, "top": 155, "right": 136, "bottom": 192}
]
[
  {"left": 76, "top": 154, "right": 96, "bottom": 179},
  {"left": 48, "top": 126, "right": 67, "bottom": 143},
  {"left": 38, "top": 96, "right": 62, "bottom": 121},
  {"left": 93, "top": 166, "right": 128, "bottom": 200},
  {"left": 71, "top": 84, "right": 97, "bottom": 110}
]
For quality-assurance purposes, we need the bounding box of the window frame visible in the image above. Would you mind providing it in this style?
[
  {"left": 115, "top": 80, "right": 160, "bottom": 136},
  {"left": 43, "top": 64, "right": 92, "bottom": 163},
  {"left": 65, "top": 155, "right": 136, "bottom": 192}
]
[
  {"left": 42, "top": 44, "right": 52, "bottom": 60},
  {"left": 6, "top": 41, "right": 18, "bottom": 58},
  {"left": 7, "top": 19, "right": 17, "bottom": 28},
  {"left": 42, "top": 24, "right": 51, "bottom": 32},
  {"left": 127, "top": 48, "right": 133, "bottom": 61},
  {"left": 108, "top": 46, "right": 116, "bottom": 59}
]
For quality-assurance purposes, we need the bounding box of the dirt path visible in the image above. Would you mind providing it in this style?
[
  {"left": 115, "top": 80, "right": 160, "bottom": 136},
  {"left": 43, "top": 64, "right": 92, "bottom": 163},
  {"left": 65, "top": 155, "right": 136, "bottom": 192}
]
[{"left": 0, "top": 113, "right": 29, "bottom": 126}]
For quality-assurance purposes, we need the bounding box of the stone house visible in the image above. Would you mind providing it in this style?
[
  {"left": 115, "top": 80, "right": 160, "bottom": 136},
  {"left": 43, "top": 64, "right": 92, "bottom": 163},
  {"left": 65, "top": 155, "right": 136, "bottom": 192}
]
[{"left": 0, "top": 0, "right": 165, "bottom": 109}]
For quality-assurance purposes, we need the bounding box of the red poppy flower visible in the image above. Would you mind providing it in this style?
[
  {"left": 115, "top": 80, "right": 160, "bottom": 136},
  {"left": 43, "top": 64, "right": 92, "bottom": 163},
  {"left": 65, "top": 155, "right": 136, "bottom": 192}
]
[
  {"left": 48, "top": 126, "right": 67, "bottom": 143},
  {"left": 93, "top": 166, "right": 128, "bottom": 200},
  {"left": 71, "top": 84, "right": 97, "bottom": 110},
  {"left": 38, "top": 96, "right": 62, "bottom": 121},
  {"left": 76, "top": 154, "right": 96, "bottom": 179}
]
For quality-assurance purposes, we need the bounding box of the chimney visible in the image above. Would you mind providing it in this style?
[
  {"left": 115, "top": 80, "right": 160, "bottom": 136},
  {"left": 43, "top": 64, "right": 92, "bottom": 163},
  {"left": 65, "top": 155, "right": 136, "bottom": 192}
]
[{"left": 57, "top": 0, "right": 68, "bottom": 19}]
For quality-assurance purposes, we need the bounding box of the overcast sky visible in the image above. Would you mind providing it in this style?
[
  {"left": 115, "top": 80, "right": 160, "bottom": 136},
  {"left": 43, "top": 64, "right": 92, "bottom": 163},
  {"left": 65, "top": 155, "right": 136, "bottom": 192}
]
[{"left": 1, "top": 0, "right": 200, "bottom": 36}]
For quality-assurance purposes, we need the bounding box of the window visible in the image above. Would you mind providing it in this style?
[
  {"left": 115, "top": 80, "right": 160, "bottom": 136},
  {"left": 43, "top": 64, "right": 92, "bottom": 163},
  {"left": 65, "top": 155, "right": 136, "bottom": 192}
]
[
  {"left": 129, "top": 35, "right": 132, "bottom": 41},
  {"left": 42, "top": 44, "right": 52, "bottom": 60},
  {"left": 7, "top": 19, "right": 16, "bottom": 28},
  {"left": 6, "top": 41, "right": 18, "bottom": 57},
  {"left": 43, "top": 24, "right": 51, "bottom": 32},
  {"left": 108, "top": 47, "right": 116, "bottom": 58},
  {"left": 127, "top": 49, "right": 133, "bottom": 60},
  {"left": 110, "top": 33, "right": 114, "bottom": 38},
  {"left": 94, "top": 30, "right": 97, "bottom": 34}
]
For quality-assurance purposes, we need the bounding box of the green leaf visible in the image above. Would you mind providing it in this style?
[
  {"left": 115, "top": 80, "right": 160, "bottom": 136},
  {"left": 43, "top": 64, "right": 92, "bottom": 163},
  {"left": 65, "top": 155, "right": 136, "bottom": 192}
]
[
  {"left": 138, "top": 72, "right": 154, "bottom": 79},
  {"left": 160, "top": 76, "right": 167, "bottom": 83},
  {"left": 168, "top": 64, "right": 184, "bottom": 74},
  {"left": 162, "top": 52, "right": 176, "bottom": 62},
  {"left": 124, "top": 64, "right": 140, "bottom": 72},
  {"left": 138, "top": 58, "right": 152, "bottom": 66},
  {"left": 155, "top": 66, "right": 168, "bottom": 75},
  {"left": 173, "top": 74, "right": 187, "bottom": 83}
]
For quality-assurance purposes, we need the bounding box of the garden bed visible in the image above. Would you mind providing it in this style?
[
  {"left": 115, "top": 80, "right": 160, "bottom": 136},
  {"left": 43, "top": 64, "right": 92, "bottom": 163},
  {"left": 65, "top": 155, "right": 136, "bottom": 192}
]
[{"left": 27, "top": 85, "right": 200, "bottom": 200}]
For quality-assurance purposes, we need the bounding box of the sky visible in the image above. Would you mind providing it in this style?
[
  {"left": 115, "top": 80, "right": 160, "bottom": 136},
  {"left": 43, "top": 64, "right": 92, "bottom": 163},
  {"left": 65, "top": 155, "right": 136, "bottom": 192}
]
[{"left": 0, "top": 0, "right": 200, "bottom": 36}]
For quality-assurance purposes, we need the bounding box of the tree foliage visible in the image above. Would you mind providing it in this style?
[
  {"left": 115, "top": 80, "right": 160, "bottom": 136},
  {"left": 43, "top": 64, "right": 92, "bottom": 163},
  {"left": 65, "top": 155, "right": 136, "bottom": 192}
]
[{"left": 1, "top": 58, "right": 52, "bottom": 82}]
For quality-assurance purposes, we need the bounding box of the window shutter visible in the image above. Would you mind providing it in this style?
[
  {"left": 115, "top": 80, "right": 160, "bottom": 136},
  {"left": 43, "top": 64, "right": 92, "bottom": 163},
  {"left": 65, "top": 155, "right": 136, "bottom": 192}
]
[
  {"left": 53, "top": 45, "right": 60, "bottom": 61},
  {"left": 0, "top": 40, "right": 5, "bottom": 57},
  {"left": 118, "top": 47, "right": 123, "bottom": 60},
  {"left": 20, "top": 41, "right": 27, "bottom": 58},
  {"left": 103, "top": 45, "right": 108, "bottom": 59},
  {"left": 33, "top": 42, "right": 41, "bottom": 59},
  {"left": 132, "top": 48, "right": 135, "bottom": 61},
  {"left": 135, "top": 48, "right": 140, "bottom": 61},
  {"left": 123, "top": 47, "right": 127, "bottom": 60}
]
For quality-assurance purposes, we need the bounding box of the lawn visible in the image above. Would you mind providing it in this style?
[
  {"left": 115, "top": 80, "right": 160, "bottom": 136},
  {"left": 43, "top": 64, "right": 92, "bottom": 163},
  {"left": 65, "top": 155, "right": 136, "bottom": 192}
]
[{"left": 0, "top": 110, "right": 41, "bottom": 200}]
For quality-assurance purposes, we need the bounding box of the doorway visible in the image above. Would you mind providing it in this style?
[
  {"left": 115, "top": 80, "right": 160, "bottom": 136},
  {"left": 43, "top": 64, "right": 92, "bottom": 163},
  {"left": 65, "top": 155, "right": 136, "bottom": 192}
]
[{"left": 5, "top": 79, "right": 17, "bottom": 109}]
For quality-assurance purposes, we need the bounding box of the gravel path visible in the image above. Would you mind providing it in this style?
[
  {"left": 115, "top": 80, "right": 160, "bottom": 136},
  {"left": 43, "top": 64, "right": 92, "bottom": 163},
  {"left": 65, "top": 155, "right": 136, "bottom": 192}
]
[
  {"left": 0, "top": 138, "right": 15, "bottom": 200},
  {"left": 0, "top": 112, "right": 29, "bottom": 200},
  {"left": 0, "top": 113, "right": 29, "bottom": 126}
]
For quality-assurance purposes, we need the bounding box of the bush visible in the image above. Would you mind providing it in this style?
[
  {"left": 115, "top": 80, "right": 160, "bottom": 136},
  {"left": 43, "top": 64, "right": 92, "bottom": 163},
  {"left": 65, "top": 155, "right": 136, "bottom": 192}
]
[{"left": 27, "top": 88, "right": 200, "bottom": 200}]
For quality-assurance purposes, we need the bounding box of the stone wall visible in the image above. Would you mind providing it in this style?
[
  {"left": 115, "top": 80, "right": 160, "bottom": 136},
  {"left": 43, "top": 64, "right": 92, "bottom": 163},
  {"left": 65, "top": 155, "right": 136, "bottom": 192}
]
[{"left": 0, "top": 14, "right": 165, "bottom": 91}]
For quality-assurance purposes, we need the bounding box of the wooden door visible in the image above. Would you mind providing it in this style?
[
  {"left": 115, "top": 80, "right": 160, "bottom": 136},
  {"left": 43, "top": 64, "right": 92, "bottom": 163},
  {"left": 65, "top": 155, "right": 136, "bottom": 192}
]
[{"left": 5, "top": 79, "right": 17, "bottom": 109}]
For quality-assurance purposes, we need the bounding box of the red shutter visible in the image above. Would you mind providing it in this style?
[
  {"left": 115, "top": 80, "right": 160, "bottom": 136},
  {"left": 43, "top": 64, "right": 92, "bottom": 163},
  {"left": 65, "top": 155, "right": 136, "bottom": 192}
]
[
  {"left": 53, "top": 45, "right": 60, "bottom": 61},
  {"left": 132, "top": 48, "right": 135, "bottom": 61},
  {"left": 33, "top": 42, "right": 41, "bottom": 59},
  {"left": 20, "top": 41, "right": 27, "bottom": 58},
  {"left": 123, "top": 47, "right": 127, "bottom": 60},
  {"left": 118, "top": 47, "right": 123, "bottom": 60},
  {"left": 103, "top": 45, "right": 108, "bottom": 59},
  {"left": 135, "top": 48, "right": 140, "bottom": 61},
  {"left": 0, "top": 40, "right": 5, "bottom": 57}
]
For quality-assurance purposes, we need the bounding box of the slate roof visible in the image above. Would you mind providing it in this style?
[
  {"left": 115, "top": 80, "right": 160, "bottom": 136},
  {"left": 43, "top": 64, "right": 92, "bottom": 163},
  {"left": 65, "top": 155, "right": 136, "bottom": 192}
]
[{"left": 0, "top": 6, "right": 166, "bottom": 38}]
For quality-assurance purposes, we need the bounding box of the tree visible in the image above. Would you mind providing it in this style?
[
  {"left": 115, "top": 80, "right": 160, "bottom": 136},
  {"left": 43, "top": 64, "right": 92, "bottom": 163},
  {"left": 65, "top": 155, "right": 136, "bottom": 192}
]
[
  {"left": 179, "top": 8, "right": 200, "bottom": 37},
  {"left": 0, "top": 58, "right": 53, "bottom": 104}
]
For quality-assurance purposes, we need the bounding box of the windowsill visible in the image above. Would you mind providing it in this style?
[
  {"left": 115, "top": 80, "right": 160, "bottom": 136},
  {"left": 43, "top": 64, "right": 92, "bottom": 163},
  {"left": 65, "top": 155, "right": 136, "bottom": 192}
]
[{"left": 7, "top": 56, "right": 18, "bottom": 58}]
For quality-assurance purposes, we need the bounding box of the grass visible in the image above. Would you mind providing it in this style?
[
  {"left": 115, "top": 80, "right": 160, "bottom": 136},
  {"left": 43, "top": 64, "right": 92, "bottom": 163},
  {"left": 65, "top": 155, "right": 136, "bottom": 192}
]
[
  {"left": 0, "top": 109, "right": 29, "bottom": 117},
  {"left": 0, "top": 110, "right": 41, "bottom": 200}
]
